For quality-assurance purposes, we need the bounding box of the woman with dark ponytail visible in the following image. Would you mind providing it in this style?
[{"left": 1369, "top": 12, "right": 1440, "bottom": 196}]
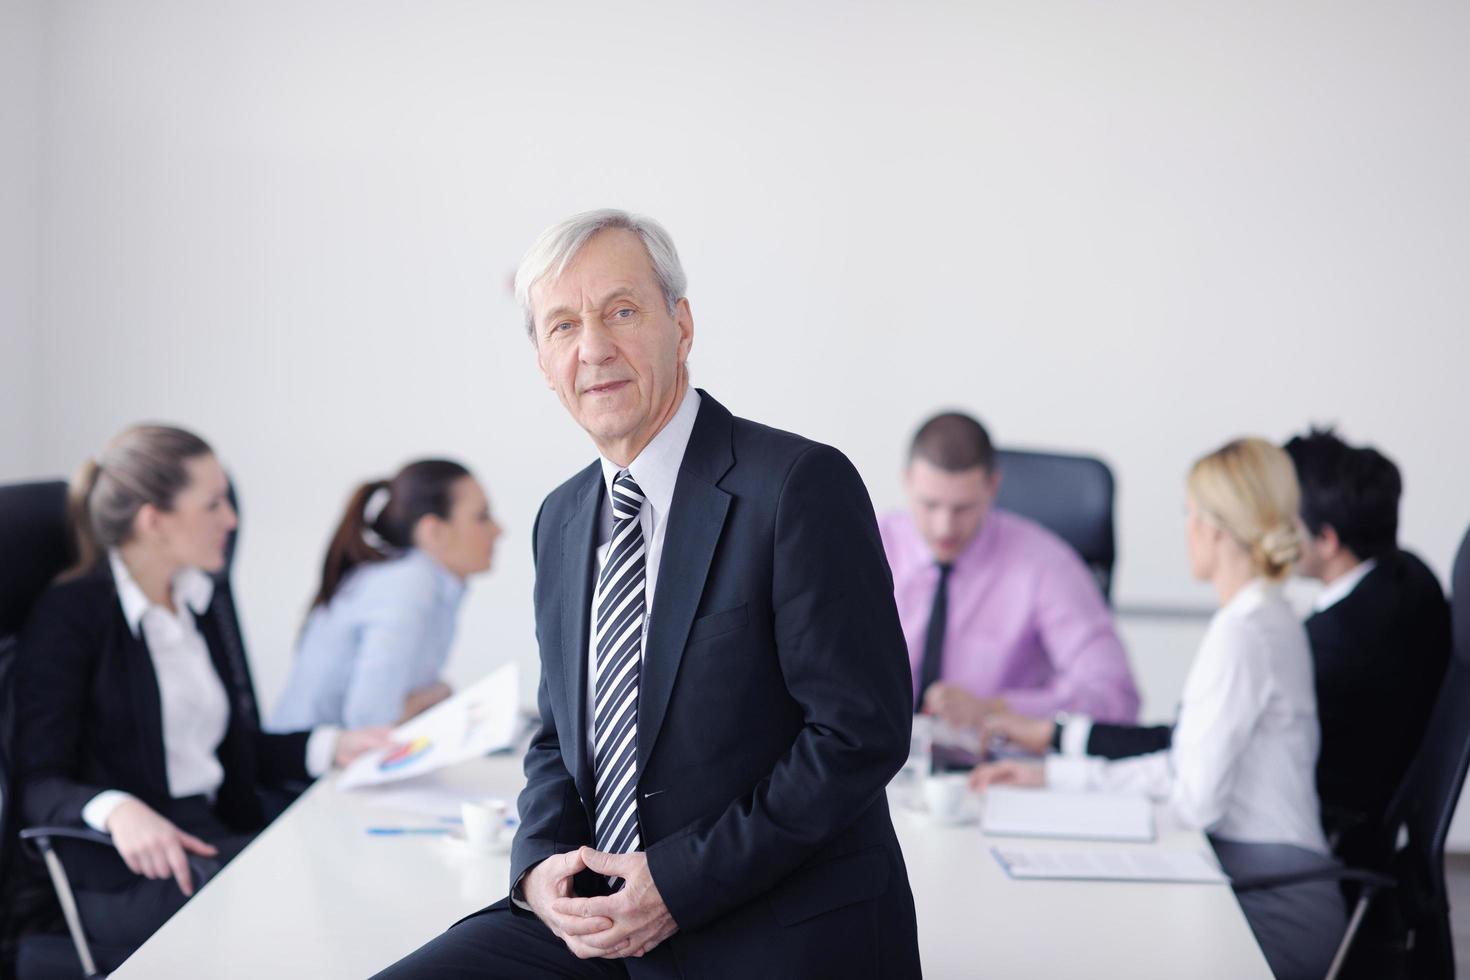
[
  {"left": 14, "top": 424, "right": 392, "bottom": 958},
  {"left": 271, "top": 459, "right": 501, "bottom": 730}
]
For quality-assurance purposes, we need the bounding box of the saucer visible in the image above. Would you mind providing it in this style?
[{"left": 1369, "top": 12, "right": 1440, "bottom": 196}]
[{"left": 440, "top": 826, "right": 510, "bottom": 856}]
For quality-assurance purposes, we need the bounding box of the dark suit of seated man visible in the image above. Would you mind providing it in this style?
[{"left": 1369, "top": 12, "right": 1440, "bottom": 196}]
[
  {"left": 1285, "top": 429, "right": 1451, "bottom": 865},
  {"left": 374, "top": 210, "right": 920, "bottom": 979}
]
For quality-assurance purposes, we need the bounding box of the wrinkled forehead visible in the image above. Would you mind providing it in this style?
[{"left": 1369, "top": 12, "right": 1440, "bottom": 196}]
[{"left": 529, "top": 228, "right": 661, "bottom": 321}]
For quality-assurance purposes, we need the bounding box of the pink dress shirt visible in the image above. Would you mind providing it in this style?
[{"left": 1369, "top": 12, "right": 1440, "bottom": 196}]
[{"left": 879, "top": 508, "right": 1139, "bottom": 723}]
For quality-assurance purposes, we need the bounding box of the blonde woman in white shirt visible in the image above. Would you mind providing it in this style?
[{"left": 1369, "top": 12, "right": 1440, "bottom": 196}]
[{"left": 973, "top": 438, "right": 1344, "bottom": 980}]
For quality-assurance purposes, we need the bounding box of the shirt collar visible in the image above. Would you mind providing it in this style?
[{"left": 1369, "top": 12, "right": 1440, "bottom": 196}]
[
  {"left": 1225, "top": 577, "right": 1278, "bottom": 615},
  {"left": 954, "top": 507, "right": 1001, "bottom": 570},
  {"left": 599, "top": 386, "right": 701, "bottom": 522},
  {"left": 408, "top": 548, "right": 467, "bottom": 605},
  {"left": 109, "top": 549, "right": 216, "bottom": 638},
  {"left": 1313, "top": 558, "right": 1377, "bottom": 613}
]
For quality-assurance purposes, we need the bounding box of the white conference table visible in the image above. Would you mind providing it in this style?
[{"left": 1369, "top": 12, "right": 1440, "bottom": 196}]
[{"left": 112, "top": 755, "right": 1271, "bottom": 979}]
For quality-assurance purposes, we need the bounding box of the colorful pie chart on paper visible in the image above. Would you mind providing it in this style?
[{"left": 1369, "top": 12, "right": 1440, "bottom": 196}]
[{"left": 379, "top": 736, "right": 433, "bottom": 772}]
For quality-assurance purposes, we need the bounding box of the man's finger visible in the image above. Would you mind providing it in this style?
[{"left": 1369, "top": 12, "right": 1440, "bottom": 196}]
[
  {"left": 549, "top": 896, "right": 596, "bottom": 918},
  {"left": 548, "top": 909, "right": 614, "bottom": 936},
  {"left": 180, "top": 832, "right": 218, "bottom": 857},
  {"left": 563, "top": 935, "right": 616, "bottom": 961},
  {"left": 555, "top": 894, "right": 620, "bottom": 920},
  {"left": 580, "top": 927, "right": 635, "bottom": 953},
  {"left": 558, "top": 848, "right": 589, "bottom": 876},
  {"left": 577, "top": 846, "right": 629, "bottom": 877}
]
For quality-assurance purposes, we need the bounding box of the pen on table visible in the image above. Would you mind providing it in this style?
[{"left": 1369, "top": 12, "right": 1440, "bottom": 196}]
[{"left": 366, "top": 826, "right": 453, "bottom": 836}]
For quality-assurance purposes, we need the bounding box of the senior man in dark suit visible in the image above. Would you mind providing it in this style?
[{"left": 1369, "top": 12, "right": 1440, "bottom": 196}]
[{"left": 375, "top": 210, "right": 920, "bottom": 979}]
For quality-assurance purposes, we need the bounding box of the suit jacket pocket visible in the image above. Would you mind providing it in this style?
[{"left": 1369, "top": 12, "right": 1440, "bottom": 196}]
[
  {"left": 768, "top": 845, "right": 889, "bottom": 926},
  {"left": 686, "top": 603, "right": 748, "bottom": 645}
]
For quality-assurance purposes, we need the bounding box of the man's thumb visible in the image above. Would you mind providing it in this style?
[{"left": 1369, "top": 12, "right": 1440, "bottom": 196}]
[{"left": 579, "top": 846, "right": 623, "bottom": 873}]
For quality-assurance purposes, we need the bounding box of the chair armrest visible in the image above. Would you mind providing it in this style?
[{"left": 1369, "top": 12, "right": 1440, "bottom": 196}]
[
  {"left": 17, "top": 826, "right": 114, "bottom": 978},
  {"left": 19, "top": 826, "right": 115, "bottom": 849},
  {"left": 1231, "top": 865, "right": 1395, "bottom": 893}
]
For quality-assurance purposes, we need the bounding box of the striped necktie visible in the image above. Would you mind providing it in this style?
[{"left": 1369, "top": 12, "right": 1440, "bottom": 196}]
[{"left": 592, "top": 471, "right": 647, "bottom": 868}]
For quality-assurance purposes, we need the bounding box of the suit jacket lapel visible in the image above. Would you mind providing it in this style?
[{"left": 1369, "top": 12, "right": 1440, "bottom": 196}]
[
  {"left": 114, "top": 602, "right": 170, "bottom": 799},
  {"left": 637, "top": 393, "right": 734, "bottom": 773},
  {"left": 561, "top": 468, "right": 602, "bottom": 806}
]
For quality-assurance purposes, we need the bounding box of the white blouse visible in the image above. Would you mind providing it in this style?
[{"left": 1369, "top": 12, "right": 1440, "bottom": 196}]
[
  {"left": 83, "top": 552, "right": 334, "bottom": 832},
  {"left": 1047, "top": 579, "right": 1328, "bottom": 853}
]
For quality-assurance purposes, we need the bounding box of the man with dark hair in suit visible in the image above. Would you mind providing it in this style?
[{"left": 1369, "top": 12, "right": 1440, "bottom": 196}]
[
  {"left": 1284, "top": 428, "right": 1451, "bottom": 865},
  {"left": 374, "top": 209, "right": 920, "bottom": 978},
  {"left": 987, "top": 427, "right": 1452, "bottom": 872}
]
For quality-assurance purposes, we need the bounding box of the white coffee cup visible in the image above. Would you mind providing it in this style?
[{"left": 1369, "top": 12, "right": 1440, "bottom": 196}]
[
  {"left": 923, "top": 772, "right": 972, "bottom": 825},
  {"left": 461, "top": 799, "right": 511, "bottom": 851}
]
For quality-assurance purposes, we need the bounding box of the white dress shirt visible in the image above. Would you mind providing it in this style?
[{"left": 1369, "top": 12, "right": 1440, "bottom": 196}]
[
  {"left": 1047, "top": 579, "right": 1328, "bottom": 853},
  {"left": 83, "top": 551, "right": 335, "bottom": 832},
  {"left": 1312, "top": 558, "right": 1377, "bottom": 613},
  {"left": 584, "top": 386, "right": 701, "bottom": 757}
]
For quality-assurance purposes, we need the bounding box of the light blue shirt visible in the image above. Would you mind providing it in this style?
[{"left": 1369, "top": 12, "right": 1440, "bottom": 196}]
[{"left": 270, "top": 549, "right": 466, "bottom": 730}]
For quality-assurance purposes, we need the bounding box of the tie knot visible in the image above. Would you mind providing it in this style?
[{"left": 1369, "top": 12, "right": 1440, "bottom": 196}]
[{"left": 610, "top": 471, "right": 645, "bottom": 522}]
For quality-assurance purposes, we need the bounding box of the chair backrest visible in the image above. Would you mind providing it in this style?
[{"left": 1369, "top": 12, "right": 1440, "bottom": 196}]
[
  {"left": 1388, "top": 523, "right": 1470, "bottom": 978},
  {"left": 0, "top": 481, "right": 74, "bottom": 942},
  {"left": 993, "top": 448, "right": 1117, "bottom": 602},
  {"left": 0, "top": 482, "right": 73, "bottom": 813},
  {"left": 0, "top": 482, "right": 74, "bottom": 641}
]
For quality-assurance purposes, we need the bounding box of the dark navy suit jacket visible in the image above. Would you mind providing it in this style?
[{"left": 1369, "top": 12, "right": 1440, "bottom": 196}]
[{"left": 510, "top": 391, "right": 921, "bottom": 979}]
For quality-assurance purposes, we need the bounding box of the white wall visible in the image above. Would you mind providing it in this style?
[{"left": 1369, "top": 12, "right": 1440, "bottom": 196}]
[
  {"left": 19, "top": 1, "right": 1470, "bottom": 825},
  {"left": 0, "top": 0, "right": 44, "bottom": 480}
]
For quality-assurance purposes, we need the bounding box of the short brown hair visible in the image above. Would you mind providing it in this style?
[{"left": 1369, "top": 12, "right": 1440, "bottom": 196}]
[{"left": 908, "top": 412, "right": 995, "bottom": 473}]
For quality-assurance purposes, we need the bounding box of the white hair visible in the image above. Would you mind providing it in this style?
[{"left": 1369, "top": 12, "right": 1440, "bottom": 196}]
[{"left": 513, "top": 208, "right": 688, "bottom": 339}]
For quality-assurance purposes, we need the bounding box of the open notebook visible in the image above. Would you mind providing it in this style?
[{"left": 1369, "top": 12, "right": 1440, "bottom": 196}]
[{"left": 981, "top": 787, "right": 1155, "bottom": 842}]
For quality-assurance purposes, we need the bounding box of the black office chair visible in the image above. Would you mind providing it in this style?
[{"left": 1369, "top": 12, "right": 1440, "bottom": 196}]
[
  {"left": 1233, "top": 522, "right": 1470, "bottom": 980},
  {"left": 993, "top": 448, "right": 1117, "bottom": 602},
  {"left": 0, "top": 480, "right": 121, "bottom": 978},
  {"left": 0, "top": 477, "right": 260, "bottom": 978}
]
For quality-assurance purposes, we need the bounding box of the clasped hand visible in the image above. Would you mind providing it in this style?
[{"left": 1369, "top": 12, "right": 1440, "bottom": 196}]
[{"left": 525, "top": 847, "right": 677, "bottom": 959}]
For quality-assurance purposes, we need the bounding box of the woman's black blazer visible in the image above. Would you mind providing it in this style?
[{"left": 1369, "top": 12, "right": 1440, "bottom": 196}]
[{"left": 14, "top": 564, "right": 309, "bottom": 833}]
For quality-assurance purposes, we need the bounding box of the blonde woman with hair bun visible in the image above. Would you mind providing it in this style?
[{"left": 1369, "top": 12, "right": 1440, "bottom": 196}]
[
  {"left": 973, "top": 437, "right": 1346, "bottom": 980},
  {"left": 1185, "top": 436, "right": 1304, "bottom": 587}
]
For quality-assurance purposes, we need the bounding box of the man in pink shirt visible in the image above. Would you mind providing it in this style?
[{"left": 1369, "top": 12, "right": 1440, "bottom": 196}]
[{"left": 879, "top": 412, "right": 1139, "bottom": 729}]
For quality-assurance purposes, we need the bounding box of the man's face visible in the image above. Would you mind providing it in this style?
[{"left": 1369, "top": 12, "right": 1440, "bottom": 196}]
[
  {"left": 905, "top": 458, "right": 999, "bottom": 564},
  {"left": 530, "top": 228, "right": 693, "bottom": 464}
]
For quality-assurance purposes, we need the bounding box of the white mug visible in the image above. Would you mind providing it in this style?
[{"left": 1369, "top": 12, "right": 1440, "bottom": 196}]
[
  {"left": 461, "top": 799, "right": 511, "bottom": 851},
  {"left": 923, "top": 773, "right": 972, "bottom": 825}
]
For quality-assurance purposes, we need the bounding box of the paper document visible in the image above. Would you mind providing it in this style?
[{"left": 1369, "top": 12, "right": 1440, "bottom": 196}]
[
  {"left": 982, "top": 787, "right": 1155, "bottom": 842},
  {"left": 992, "top": 845, "right": 1227, "bottom": 884},
  {"left": 356, "top": 777, "right": 486, "bottom": 821},
  {"left": 339, "top": 663, "right": 520, "bottom": 789}
]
